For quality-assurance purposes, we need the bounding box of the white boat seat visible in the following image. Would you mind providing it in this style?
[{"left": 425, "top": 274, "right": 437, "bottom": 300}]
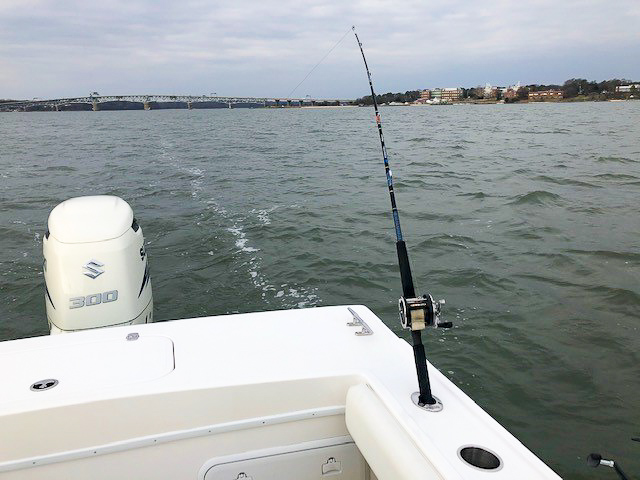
[{"left": 345, "top": 384, "right": 444, "bottom": 480}]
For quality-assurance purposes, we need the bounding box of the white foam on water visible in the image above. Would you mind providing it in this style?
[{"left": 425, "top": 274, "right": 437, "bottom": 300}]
[
  {"left": 251, "top": 206, "right": 278, "bottom": 226},
  {"left": 277, "top": 284, "right": 320, "bottom": 309},
  {"left": 206, "top": 199, "right": 228, "bottom": 217},
  {"left": 159, "top": 144, "right": 321, "bottom": 310},
  {"left": 224, "top": 222, "right": 320, "bottom": 308},
  {"left": 160, "top": 142, "right": 205, "bottom": 199},
  {"left": 207, "top": 199, "right": 276, "bottom": 302},
  {"left": 226, "top": 225, "right": 260, "bottom": 253},
  {"left": 185, "top": 167, "right": 204, "bottom": 198}
]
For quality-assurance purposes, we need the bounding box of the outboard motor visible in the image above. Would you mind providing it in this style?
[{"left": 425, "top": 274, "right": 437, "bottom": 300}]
[{"left": 43, "top": 196, "right": 153, "bottom": 334}]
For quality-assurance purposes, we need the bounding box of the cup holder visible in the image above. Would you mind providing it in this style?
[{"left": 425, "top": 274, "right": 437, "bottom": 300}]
[{"left": 458, "top": 446, "right": 502, "bottom": 471}]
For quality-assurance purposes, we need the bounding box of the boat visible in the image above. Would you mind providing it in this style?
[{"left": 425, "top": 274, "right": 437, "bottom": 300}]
[
  {"left": 0, "top": 27, "right": 567, "bottom": 479},
  {"left": 0, "top": 195, "right": 562, "bottom": 479}
]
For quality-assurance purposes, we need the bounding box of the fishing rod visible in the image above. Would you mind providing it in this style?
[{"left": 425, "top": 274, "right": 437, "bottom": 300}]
[
  {"left": 587, "top": 437, "right": 639, "bottom": 480},
  {"left": 352, "top": 26, "right": 451, "bottom": 409}
]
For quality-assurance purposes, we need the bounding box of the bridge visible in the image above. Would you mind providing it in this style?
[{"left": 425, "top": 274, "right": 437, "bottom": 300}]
[{"left": 0, "top": 95, "right": 353, "bottom": 112}]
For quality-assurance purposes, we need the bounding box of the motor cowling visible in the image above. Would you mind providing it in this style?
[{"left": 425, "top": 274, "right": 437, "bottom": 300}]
[{"left": 43, "top": 196, "right": 153, "bottom": 334}]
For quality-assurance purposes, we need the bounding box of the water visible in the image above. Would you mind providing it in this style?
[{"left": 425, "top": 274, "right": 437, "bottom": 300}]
[{"left": 1, "top": 102, "right": 639, "bottom": 477}]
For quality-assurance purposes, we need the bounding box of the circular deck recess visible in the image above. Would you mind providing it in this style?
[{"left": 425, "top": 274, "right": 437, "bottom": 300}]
[
  {"left": 30, "top": 379, "right": 59, "bottom": 391},
  {"left": 458, "top": 446, "right": 502, "bottom": 471}
]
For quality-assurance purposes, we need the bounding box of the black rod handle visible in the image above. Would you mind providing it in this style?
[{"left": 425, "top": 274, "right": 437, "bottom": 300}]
[
  {"left": 412, "top": 330, "right": 436, "bottom": 405},
  {"left": 613, "top": 462, "right": 630, "bottom": 480},
  {"left": 396, "top": 240, "right": 415, "bottom": 299}
]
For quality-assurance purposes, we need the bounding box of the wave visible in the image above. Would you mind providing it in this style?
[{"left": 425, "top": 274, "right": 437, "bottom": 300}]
[
  {"left": 436, "top": 268, "right": 518, "bottom": 293},
  {"left": 415, "top": 234, "right": 481, "bottom": 251},
  {"left": 585, "top": 285, "right": 640, "bottom": 313},
  {"left": 596, "top": 156, "right": 637, "bottom": 164},
  {"left": 565, "top": 205, "right": 605, "bottom": 215},
  {"left": 534, "top": 175, "right": 598, "bottom": 188},
  {"left": 458, "top": 191, "right": 490, "bottom": 199},
  {"left": 503, "top": 227, "right": 543, "bottom": 240},
  {"left": 514, "top": 273, "right": 583, "bottom": 289},
  {"left": 42, "top": 165, "right": 76, "bottom": 172},
  {"left": 509, "top": 190, "right": 562, "bottom": 206},
  {"left": 567, "top": 249, "right": 640, "bottom": 264},
  {"left": 395, "top": 178, "right": 429, "bottom": 188},
  {"left": 593, "top": 173, "right": 639, "bottom": 181}
]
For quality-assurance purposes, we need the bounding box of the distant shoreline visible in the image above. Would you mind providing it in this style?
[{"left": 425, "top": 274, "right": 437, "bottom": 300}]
[
  {"left": 401, "top": 97, "right": 639, "bottom": 106},
  {"left": 270, "top": 105, "right": 357, "bottom": 109},
  {"left": 0, "top": 98, "right": 637, "bottom": 113}
]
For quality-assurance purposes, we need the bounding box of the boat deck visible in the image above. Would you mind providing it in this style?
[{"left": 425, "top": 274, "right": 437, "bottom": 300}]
[{"left": 0, "top": 305, "right": 561, "bottom": 479}]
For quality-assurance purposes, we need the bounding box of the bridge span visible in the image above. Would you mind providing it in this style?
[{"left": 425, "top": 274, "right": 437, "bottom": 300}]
[{"left": 0, "top": 95, "right": 353, "bottom": 111}]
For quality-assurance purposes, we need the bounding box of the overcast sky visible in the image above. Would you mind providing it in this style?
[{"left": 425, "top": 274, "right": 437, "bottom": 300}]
[{"left": 1, "top": 0, "right": 639, "bottom": 99}]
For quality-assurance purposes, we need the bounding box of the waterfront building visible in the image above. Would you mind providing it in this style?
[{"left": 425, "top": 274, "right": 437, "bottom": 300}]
[
  {"left": 503, "top": 88, "right": 517, "bottom": 100},
  {"left": 483, "top": 83, "right": 499, "bottom": 99},
  {"left": 441, "top": 87, "right": 463, "bottom": 102},
  {"left": 615, "top": 84, "right": 639, "bottom": 93},
  {"left": 502, "top": 82, "right": 521, "bottom": 100},
  {"left": 528, "top": 90, "right": 563, "bottom": 101},
  {"left": 414, "top": 89, "right": 432, "bottom": 104}
]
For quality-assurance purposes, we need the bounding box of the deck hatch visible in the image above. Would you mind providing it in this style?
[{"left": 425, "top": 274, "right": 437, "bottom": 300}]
[
  {"left": 202, "top": 438, "right": 365, "bottom": 480},
  {"left": 1, "top": 334, "right": 174, "bottom": 405}
]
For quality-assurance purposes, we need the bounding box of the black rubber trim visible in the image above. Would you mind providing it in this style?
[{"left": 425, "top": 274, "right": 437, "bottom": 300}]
[
  {"left": 131, "top": 218, "right": 140, "bottom": 232},
  {"left": 138, "top": 263, "right": 150, "bottom": 297},
  {"left": 45, "top": 283, "right": 55, "bottom": 309}
]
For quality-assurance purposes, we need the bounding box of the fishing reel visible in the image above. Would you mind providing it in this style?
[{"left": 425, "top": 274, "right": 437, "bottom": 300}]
[{"left": 399, "top": 294, "right": 452, "bottom": 331}]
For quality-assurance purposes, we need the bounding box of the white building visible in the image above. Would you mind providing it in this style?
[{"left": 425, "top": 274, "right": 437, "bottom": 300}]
[{"left": 616, "top": 84, "right": 640, "bottom": 93}]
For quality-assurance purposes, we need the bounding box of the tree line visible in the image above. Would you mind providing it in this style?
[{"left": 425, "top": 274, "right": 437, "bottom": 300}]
[{"left": 355, "top": 90, "right": 421, "bottom": 105}]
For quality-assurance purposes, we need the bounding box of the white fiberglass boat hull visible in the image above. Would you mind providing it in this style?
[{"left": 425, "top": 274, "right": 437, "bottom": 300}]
[{"left": 0, "top": 305, "right": 561, "bottom": 479}]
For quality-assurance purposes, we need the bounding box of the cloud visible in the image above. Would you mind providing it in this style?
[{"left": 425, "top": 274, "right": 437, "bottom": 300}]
[{"left": 0, "top": 0, "right": 638, "bottom": 98}]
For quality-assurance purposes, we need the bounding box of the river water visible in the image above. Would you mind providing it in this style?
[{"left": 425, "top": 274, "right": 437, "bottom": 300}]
[{"left": 1, "top": 102, "right": 639, "bottom": 477}]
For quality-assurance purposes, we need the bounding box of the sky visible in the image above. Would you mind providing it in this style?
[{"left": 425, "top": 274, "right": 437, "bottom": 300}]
[{"left": 1, "top": 0, "right": 639, "bottom": 100}]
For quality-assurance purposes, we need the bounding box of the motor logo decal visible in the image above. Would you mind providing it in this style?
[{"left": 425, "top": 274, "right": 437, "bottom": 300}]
[{"left": 83, "top": 259, "right": 104, "bottom": 279}]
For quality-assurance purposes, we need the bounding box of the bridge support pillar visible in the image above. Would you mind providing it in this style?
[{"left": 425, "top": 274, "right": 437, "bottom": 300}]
[
  {"left": 287, "top": 99, "right": 292, "bottom": 107},
  {"left": 228, "top": 102, "right": 232, "bottom": 109},
  {"left": 187, "top": 102, "right": 193, "bottom": 109},
  {"left": 312, "top": 101, "right": 316, "bottom": 106},
  {"left": 54, "top": 104, "right": 60, "bottom": 112},
  {"left": 299, "top": 100, "right": 303, "bottom": 107},
  {"left": 92, "top": 101, "right": 100, "bottom": 111},
  {"left": 144, "top": 101, "right": 152, "bottom": 110}
]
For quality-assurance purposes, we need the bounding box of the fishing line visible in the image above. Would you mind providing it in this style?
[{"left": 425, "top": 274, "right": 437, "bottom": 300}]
[{"left": 287, "top": 27, "right": 352, "bottom": 98}]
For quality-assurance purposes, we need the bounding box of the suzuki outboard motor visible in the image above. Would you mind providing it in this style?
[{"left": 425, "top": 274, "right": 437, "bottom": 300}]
[{"left": 43, "top": 196, "right": 153, "bottom": 334}]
